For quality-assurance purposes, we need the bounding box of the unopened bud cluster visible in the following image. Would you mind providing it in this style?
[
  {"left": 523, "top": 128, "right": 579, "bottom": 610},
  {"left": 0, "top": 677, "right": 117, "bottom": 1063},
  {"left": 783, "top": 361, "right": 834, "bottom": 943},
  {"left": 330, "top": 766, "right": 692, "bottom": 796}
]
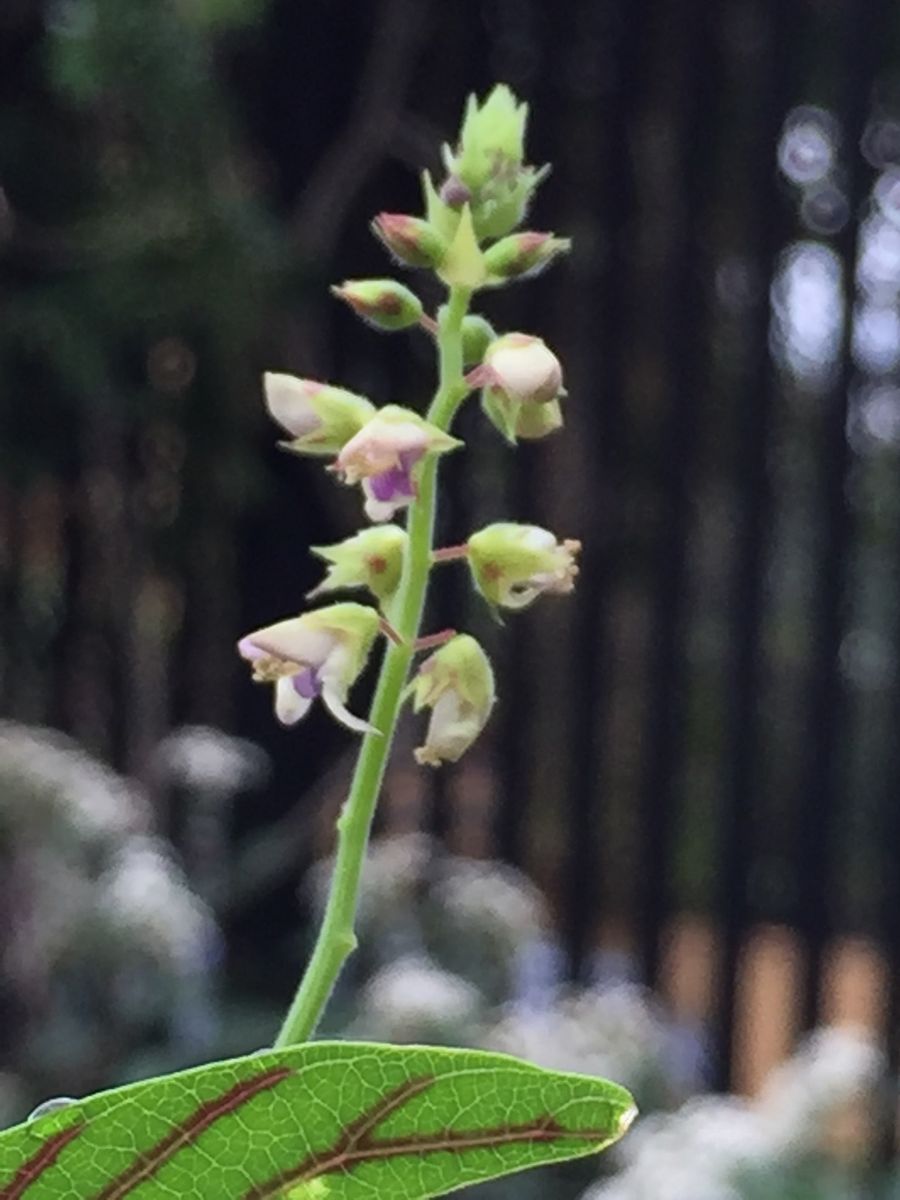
[{"left": 239, "top": 85, "right": 580, "bottom": 767}]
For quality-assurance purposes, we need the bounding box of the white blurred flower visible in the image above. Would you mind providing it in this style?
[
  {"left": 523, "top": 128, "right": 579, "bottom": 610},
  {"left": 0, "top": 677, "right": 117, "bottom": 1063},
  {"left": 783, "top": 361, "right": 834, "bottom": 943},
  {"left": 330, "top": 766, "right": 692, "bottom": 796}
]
[
  {"left": 155, "top": 725, "right": 269, "bottom": 793},
  {"left": 435, "top": 858, "right": 545, "bottom": 945},
  {"left": 97, "top": 837, "right": 216, "bottom": 970},
  {"left": 309, "top": 833, "right": 434, "bottom": 922},
  {"left": 361, "top": 955, "right": 481, "bottom": 1037},
  {"left": 483, "top": 984, "right": 666, "bottom": 1090},
  {"left": 757, "top": 1026, "right": 884, "bottom": 1155},
  {"left": 583, "top": 1098, "right": 772, "bottom": 1200},
  {"left": 0, "top": 723, "right": 148, "bottom": 848},
  {"left": 580, "top": 1025, "right": 885, "bottom": 1200}
]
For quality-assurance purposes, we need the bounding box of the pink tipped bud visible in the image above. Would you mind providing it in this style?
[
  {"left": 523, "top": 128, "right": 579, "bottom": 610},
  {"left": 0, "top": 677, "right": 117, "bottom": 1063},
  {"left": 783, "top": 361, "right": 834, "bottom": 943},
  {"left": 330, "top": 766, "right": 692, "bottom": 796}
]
[
  {"left": 483, "top": 232, "right": 571, "bottom": 283},
  {"left": 331, "top": 279, "right": 423, "bottom": 331},
  {"left": 371, "top": 213, "right": 448, "bottom": 269},
  {"left": 478, "top": 334, "right": 564, "bottom": 443}
]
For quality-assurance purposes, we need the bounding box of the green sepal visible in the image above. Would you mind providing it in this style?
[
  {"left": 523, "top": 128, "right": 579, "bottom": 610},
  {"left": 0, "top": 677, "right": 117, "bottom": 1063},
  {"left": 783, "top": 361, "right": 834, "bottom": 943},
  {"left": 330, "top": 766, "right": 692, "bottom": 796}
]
[
  {"left": 421, "top": 169, "right": 461, "bottom": 242},
  {"left": 309, "top": 526, "right": 408, "bottom": 604},
  {"left": 480, "top": 386, "right": 521, "bottom": 444},
  {"left": 437, "top": 205, "right": 486, "bottom": 289}
]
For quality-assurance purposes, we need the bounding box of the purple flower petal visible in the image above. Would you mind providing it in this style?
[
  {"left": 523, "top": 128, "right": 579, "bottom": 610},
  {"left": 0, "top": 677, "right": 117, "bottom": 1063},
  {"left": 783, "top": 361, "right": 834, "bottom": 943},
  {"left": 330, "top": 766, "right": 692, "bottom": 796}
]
[
  {"left": 369, "top": 463, "right": 417, "bottom": 502},
  {"left": 238, "top": 636, "right": 266, "bottom": 661},
  {"left": 292, "top": 666, "right": 323, "bottom": 699}
]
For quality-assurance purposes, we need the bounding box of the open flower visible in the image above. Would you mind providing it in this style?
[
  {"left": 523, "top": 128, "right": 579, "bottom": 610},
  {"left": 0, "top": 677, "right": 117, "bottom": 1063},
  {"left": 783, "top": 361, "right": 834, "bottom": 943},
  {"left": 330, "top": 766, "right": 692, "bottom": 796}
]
[
  {"left": 332, "top": 405, "right": 461, "bottom": 522},
  {"left": 237, "top": 602, "right": 380, "bottom": 732},
  {"left": 407, "top": 635, "right": 495, "bottom": 766},
  {"left": 308, "top": 525, "right": 408, "bottom": 604},
  {"left": 478, "top": 334, "right": 564, "bottom": 443},
  {"left": 467, "top": 523, "right": 580, "bottom": 610},
  {"left": 263, "top": 373, "right": 375, "bottom": 455}
]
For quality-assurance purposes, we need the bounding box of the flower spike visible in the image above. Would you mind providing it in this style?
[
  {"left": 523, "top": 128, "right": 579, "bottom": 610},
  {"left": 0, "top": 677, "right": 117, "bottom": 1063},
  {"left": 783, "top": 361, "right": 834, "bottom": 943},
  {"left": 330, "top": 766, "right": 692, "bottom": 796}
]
[{"left": 237, "top": 602, "right": 380, "bottom": 733}]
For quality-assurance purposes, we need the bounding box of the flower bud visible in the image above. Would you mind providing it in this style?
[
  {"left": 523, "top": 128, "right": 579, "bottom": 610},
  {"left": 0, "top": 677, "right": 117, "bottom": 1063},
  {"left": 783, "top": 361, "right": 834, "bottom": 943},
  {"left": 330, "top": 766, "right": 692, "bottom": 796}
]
[
  {"left": 467, "top": 523, "right": 581, "bottom": 610},
  {"left": 459, "top": 314, "right": 497, "bottom": 367},
  {"left": 308, "top": 525, "right": 407, "bottom": 604},
  {"left": 478, "top": 334, "right": 564, "bottom": 443},
  {"left": 485, "top": 334, "right": 562, "bottom": 404},
  {"left": 371, "top": 213, "right": 448, "bottom": 269},
  {"left": 407, "top": 634, "right": 495, "bottom": 766},
  {"left": 483, "top": 232, "right": 571, "bottom": 283},
  {"left": 332, "top": 405, "right": 462, "bottom": 523},
  {"left": 332, "top": 279, "right": 424, "bottom": 331},
  {"left": 454, "top": 85, "right": 528, "bottom": 190},
  {"left": 263, "top": 374, "right": 376, "bottom": 456},
  {"left": 238, "top": 602, "right": 380, "bottom": 732},
  {"left": 441, "top": 85, "right": 549, "bottom": 240}
]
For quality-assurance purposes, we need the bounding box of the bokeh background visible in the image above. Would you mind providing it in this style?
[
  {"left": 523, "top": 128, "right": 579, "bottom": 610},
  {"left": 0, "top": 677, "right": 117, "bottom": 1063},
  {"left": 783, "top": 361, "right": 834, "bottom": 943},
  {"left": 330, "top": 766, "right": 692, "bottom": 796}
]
[{"left": 4, "top": 0, "right": 900, "bottom": 1195}]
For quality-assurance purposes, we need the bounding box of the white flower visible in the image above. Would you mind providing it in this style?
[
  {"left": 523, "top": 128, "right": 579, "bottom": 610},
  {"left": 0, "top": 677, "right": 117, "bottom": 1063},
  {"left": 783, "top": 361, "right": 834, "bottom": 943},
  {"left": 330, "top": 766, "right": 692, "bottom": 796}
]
[
  {"left": 756, "top": 1026, "right": 884, "bottom": 1155},
  {"left": 263, "top": 374, "right": 375, "bottom": 455},
  {"left": 362, "top": 955, "right": 482, "bottom": 1034},
  {"left": 238, "top": 603, "right": 380, "bottom": 733}
]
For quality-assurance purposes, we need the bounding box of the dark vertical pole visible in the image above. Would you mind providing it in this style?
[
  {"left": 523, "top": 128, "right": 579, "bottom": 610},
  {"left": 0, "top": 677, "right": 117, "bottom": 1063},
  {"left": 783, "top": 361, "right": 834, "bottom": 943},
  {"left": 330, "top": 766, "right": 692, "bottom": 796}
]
[
  {"left": 561, "top": 0, "right": 648, "bottom": 979},
  {"left": 490, "top": 0, "right": 554, "bottom": 869},
  {"left": 636, "top": 0, "right": 720, "bottom": 987},
  {"left": 797, "top": 0, "right": 891, "bottom": 1033},
  {"left": 880, "top": 508, "right": 900, "bottom": 1158},
  {"left": 711, "top": 0, "right": 800, "bottom": 1091}
]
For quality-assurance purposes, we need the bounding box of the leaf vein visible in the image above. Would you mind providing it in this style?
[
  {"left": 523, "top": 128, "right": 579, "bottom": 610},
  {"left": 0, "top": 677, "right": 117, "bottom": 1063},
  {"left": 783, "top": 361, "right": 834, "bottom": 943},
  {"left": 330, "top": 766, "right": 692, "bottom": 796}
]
[
  {"left": 93, "top": 1065, "right": 293, "bottom": 1200},
  {"left": 0, "top": 1122, "right": 86, "bottom": 1200},
  {"left": 243, "top": 1081, "right": 611, "bottom": 1200}
]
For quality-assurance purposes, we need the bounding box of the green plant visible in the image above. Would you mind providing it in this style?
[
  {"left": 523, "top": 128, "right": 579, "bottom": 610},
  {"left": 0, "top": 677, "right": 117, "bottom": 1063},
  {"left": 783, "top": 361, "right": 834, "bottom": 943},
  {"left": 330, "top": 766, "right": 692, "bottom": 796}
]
[{"left": 0, "top": 84, "right": 634, "bottom": 1199}]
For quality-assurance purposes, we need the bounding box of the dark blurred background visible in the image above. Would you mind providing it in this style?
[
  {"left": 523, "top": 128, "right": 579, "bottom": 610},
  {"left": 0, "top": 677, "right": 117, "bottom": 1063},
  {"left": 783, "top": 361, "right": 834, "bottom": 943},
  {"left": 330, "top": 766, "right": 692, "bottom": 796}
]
[{"left": 5, "top": 0, "right": 900, "bottom": 1191}]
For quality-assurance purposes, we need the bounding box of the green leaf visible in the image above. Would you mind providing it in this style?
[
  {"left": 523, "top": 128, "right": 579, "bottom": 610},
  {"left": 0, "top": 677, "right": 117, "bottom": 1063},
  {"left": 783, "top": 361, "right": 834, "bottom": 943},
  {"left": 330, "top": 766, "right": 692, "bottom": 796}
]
[{"left": 0, "top": 1041, "right": 635, "bottom": 1199}]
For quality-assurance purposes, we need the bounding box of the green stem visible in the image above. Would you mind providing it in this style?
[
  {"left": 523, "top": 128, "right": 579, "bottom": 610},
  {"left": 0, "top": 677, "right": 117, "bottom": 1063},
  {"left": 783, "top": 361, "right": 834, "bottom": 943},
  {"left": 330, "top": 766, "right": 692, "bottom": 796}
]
[{"left": 275, "top": 284, "right": 471, "bottom": 1048}]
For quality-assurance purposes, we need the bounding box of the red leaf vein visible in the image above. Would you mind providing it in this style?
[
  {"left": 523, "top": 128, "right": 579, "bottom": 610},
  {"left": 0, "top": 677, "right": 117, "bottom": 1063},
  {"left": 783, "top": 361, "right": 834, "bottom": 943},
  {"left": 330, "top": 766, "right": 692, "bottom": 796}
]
[
  {"left": 0, "top": 1122, "right": 86, "bottom": 1200},
  {"left": 94, "top": 1065, "right": 292, "bottom": 1200}
]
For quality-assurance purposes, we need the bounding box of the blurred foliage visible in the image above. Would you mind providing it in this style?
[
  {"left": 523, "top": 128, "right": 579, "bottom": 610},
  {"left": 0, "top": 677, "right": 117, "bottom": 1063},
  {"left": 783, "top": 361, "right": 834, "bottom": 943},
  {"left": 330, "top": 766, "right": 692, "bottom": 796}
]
[{"left": 3, "top": 0, "right": 281, "bottom": 462}]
